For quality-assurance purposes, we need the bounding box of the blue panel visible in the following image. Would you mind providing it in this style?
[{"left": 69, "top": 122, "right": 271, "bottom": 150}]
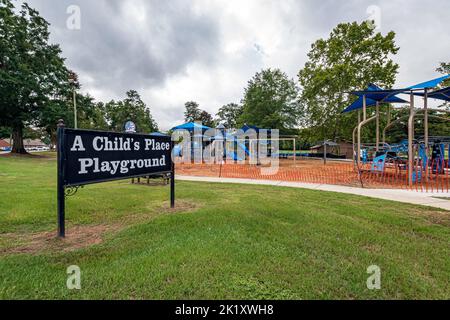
[
  {"left": 407, "top": 74, "right": 450, "bottom": 90},
  {"left": 343, "top": 84, "right": 407, "bottom": 113},
  {"left": 171, "top": 122, "right": 211, "bottom": 131},
  {"left": 413, "top": 86, "right": 450, "bottom": 102},
  {"left": 241, "top": 124, "right": 261, "bottom": 132}
]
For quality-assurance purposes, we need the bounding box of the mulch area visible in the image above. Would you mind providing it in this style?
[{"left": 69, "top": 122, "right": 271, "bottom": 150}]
[{"left": 176, "top": 159, "right": 449, "bottom": 192}]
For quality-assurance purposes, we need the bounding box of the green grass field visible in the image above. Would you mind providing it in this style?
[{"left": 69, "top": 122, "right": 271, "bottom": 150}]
[{"left": 0, "top": 153, "right": 449, "bottom": 299}]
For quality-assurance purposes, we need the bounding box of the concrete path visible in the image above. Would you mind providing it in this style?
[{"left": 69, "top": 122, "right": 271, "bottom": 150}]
[{"left": 176, "top": 175, "right": 450, "bottom": 211}]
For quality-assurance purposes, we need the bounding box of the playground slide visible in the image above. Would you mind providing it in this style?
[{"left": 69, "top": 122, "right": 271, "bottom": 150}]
[
  {"left": 173, "top": 144, "right": 182, "bottom": 157},
  {"left": 227, "top": 142, "right": 250, "bottom": 161}
]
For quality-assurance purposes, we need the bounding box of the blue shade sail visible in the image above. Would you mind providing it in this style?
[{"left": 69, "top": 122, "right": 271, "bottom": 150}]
[
  {"left": 413, "top": 86, "right": 450, "bottom": 102},
  {"left": 406, "top": 74, "right": 450, "bottom": 90},
  {"left": 171, "top": 122, "right": 212, "bottom": 132},
  {"left": 343, "top": 84, "right": 407, "bottom": 113}
]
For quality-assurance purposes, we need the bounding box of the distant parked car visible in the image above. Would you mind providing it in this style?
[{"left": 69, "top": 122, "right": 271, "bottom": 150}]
[{"left": 36, "top": 147, "right": 50, "bottom": 152}]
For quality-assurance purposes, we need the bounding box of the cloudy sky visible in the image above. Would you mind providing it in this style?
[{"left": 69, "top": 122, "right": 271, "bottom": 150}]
[{"left": 23, "top": 0, "right": 450, "bottom": 130}]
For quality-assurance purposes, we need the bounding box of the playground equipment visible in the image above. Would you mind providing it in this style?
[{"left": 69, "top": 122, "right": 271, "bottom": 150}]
[
  {"left": 171, "top": 122, "right": 299, "bottom": 164},
  {"left": 169, "top": 83, "right": 449, "bottom": 192},
  {"left": 343, "top": 74, "right": 450, "bottom": 187}
]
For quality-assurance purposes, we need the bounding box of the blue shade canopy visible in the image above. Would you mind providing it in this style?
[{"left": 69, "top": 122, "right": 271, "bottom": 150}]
[
  {"left": 241, "top": 124, "right": 261, "bottom": 132},
  {"left": 342, "top": 96, "right": 377, "bottom": 113},
  {"left": 406, "top": 74, "right": 450, "bottom": 90},
  {"left": 171, "top": 122, "right": 211, "bottom": 132},
  {"left": 343, "top": 84, "right": 407, "bottom": 113},
  {"left": 149, "top": 132, "right": 169, "bottom": 137},
  {"left": 350, "top": 84, "right": 407, "bottom": 102},
  {"left": 413, "top": 86, "right": 450, "bottom": 102}
]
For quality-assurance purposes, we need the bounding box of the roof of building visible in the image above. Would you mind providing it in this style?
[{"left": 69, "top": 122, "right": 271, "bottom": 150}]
[
  {"left": 3, "top": 139, "right": 48, "bottom": 146},
  {"left": 0, "top": 139, "right": 10, "bottom": 148}
]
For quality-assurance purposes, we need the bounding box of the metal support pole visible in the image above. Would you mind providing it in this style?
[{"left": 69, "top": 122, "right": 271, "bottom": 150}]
[
  {"left": 57, "top": 119, "right": 66, "bottom": 238},
  {"left": 363, "top": 95, "right": 367, "bottom": 121},
  {"left": 376, "top": 102, "right": 380, "bottom": 151},
  {"left": 353, "top": 126, "right": 358, "bottom": 166},
  {"left": 323, "top": 141, "right": 327, "bottom": 165},
  {"left": 170, "top": 141, "right": 175, "bottom": 208},
  {"left": 353, "top": 111, "right": 361, "bottom": 165},
  {"left": 293, "top": 138, "right": 296, "bottom": 164},
  {"left": 383, "top": 104, "right": 391, "bottom": 145},
  {"left": 424, "top": 88, "right": 429, "bottom": 151},
  {"left": 357, "top": 115, "right": 377, "bottom": 168},
  {"left": 73, "top": 89, "right": 77, "bottom": 129},
  {"left": 408, "top": 92, "right": 415, "bottom": 187}
]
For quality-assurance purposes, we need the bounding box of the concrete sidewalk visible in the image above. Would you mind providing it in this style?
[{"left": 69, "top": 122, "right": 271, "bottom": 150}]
[{"left": 177, "top": 175, "right": 450, "bottom": 211}]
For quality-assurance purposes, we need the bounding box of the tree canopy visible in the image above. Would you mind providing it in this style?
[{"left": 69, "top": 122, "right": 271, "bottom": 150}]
[
  {"left": 240, "top": 68, "right": 299, "bottom": 132},
  {"left": 298, "top": 21, "right": 399, "bottom": 143},
  {"left": 215, "top": 103, "right": 243, "bottom": 128},
  {"left": 184, "top": 101, "right": 202, "bottom": 123},
  {"left": 1, "top": 0, "right": 444, "bottom": 154},
  {"left": 0, "top": 0, "right": 71, "bottom": 153},
  {"left": 437, "top": 62, "right": 450, "bottom": 90},
  {"left": 106, "top": 90, "right": 158, "bottom": 133},
  {"left": 183, "top": 101, "right": 215, "bottom": 127}
]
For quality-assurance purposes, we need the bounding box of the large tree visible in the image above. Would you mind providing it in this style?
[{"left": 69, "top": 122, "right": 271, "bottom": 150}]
[
  {"left": 198, "top": 110, "right": 215, "bottom": 128},
  {"left": 298, "top": 21, "right": 399, "bottom": 142},
  {"left": 0, "top": 0, "right": 70, "bottom": 153},
  {"left": 437, "top": 62, "right": 450, "bottom": 76},
  {"left": 76, "top": 94, "right": 108, "bottom": 130},
  {"left": 184, "top": 101, "right": 202, "bottom": 123},
  {"left": 183, "top": 101, "right": 214, "bottom": 127},
  {"left": 240, "top": 68, "right": 299, "bottom": 132},
  {"left": 437, "top": 62, "right": 450, "bottom": 91},
  {"left": 106, "top": 90, "right": 158, "bottom": 133},
  {"left": 216, "top": 103, "right": 243, "bottom": 128},
  {"left": 0, "top": 126, "right": 10, "bottom": 139}
]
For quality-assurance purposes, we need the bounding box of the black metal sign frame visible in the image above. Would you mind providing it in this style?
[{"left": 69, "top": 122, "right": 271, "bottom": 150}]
[{"left": 56, "top": 121, "right": 175, "bottom": 237}]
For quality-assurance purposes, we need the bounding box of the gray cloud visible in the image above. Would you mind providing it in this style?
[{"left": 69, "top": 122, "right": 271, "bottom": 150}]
[
  {"left": 26, "top": 0, "right": 219, "bottom": 93},
  {"left": 21, "top": 0, "right": 450, "bottom": 130}
]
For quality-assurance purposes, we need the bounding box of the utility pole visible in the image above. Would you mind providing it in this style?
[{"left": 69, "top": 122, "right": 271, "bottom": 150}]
[
  {"left": 73, "top": 87, "right": 77, "bottom": 129},
  {"left": 69, "top": 72, "right": 78, "bottom": 129}
]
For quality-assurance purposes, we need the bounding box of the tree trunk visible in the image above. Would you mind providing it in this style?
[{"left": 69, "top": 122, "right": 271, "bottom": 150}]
[{"left": 11, "top": 123, "right": 28, "bottom": 154}]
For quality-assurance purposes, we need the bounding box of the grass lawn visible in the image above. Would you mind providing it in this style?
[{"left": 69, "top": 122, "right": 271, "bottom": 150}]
[{"left": 0, "top": 153, "right": 449, "bottom": 300}]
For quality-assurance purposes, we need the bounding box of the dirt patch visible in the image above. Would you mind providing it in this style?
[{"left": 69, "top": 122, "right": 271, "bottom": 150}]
[
  {"left": 158, "top": 199, "right": 201, "bottom": 214},
  {"left": 0, "top": 199, "right": 200, "bottom": 256},
  {"left": 0, "top": 223, "right": 122, "bottom": 256},
  {"left": 175, "top": 160, "right": 449, "bottom": 192},
  {"left": 132, "top": 180, "right": 169, "bottom": 187},
  {"left": 405, "top": 208, "right": 450, "bottom": 227}
]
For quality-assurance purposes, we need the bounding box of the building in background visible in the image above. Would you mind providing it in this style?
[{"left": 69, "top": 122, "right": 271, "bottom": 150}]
[
  {"left": 310, "top": 141, "right": 353, "bottom": 159},
  {"left": 0, "top": 139, "right": 11, "bottom": 151},
  {"left": 2, "top": 139, "right": 50, "bottom": 152}
]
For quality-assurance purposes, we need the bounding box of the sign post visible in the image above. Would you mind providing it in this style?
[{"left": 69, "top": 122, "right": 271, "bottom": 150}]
[
  {"left": 56, "top": 121, "right": 174, "bottom": 238},
  {"left": 57, "top": 119, "right": 66, "bottom": 238},
  {"left": 170, "top": 141, "right": 175, "bottom": 209}
]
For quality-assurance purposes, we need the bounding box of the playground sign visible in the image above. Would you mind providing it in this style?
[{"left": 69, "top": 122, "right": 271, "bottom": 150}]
[
  {"left": 56, "top": 121, "right": 175, "bottom": 237},
  {"left": 124, "top": 120, "right": 137, "bottom": 133}
]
